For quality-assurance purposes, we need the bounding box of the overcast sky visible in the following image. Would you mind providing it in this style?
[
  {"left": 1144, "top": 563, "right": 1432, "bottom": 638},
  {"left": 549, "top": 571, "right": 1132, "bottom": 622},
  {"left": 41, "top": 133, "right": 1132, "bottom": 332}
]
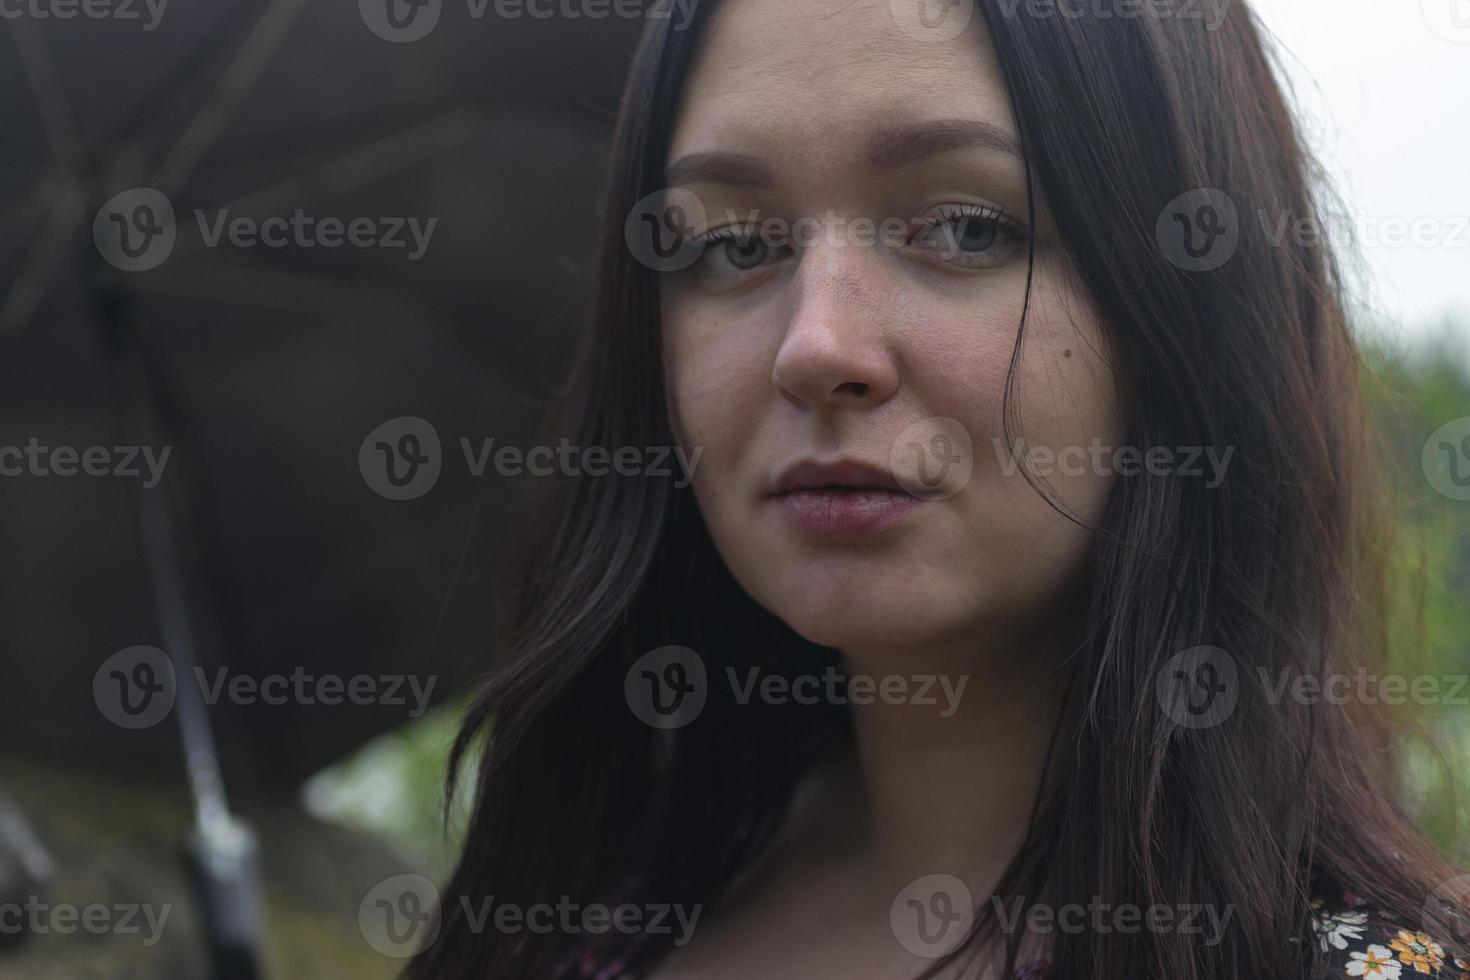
[{"left": 1247, "top": 0, "right": 1470, "bottom": 348}]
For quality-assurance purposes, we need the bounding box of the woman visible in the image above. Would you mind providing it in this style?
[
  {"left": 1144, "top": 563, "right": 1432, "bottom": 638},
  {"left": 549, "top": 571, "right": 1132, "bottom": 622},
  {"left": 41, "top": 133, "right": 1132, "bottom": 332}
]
[{"left": 407, "top": 0, "right": 1470, "bottom": 977}]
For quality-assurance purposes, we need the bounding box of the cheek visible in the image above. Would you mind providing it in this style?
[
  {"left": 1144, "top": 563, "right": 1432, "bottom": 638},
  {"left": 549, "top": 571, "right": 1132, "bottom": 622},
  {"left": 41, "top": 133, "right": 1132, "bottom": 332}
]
[
  {"left": 896, "top": 278, "right": 1031, "bottom": 422},
  {"left": 961, "top": 269, "right": 1123, "bottom": 564},
  {"left": 661, "top": 293, "right": 771, "bottom": 515}
]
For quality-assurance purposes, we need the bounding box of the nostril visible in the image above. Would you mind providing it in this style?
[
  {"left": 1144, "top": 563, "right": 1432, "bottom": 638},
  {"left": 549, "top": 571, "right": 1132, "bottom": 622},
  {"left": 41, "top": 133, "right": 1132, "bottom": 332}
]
[{"left": 834, "top": 381, "right": 869, "bottom": 398}]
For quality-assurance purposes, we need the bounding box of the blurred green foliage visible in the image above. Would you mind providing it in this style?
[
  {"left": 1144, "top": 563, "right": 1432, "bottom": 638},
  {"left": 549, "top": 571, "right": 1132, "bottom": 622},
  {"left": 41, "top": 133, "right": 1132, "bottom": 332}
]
[
  {"left": 306, "top": 327, "right": 1470, "bottom": 874},
  {"left": 1364, "top": 323, "right": 1470, "bottom": 859}
]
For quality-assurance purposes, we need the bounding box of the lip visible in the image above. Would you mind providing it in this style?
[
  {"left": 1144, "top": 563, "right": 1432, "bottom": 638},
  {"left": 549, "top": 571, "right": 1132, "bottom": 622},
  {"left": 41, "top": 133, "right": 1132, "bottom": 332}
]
[{"left": 769, "top": 459, "right": 923, "bottom": 535}]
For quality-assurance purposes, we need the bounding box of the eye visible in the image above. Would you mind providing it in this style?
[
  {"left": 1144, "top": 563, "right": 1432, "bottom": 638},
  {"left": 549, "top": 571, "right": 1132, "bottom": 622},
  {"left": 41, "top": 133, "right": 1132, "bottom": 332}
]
[
  {"left": 693, "top": 227, "right": 790, "bottom": 279},
  {"left": 911, "top": 204, "right": 1028, "bottom": 269}
]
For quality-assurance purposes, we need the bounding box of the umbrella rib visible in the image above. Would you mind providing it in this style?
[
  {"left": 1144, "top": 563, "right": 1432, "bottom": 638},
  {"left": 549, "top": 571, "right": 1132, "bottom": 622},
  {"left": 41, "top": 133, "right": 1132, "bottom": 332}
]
[
  {"left": 223, "top": 111, "right": 482, "bottom": 212},
  {"left": 0, "top": 185, "right": 86, "bottom": 337},
  {"left": 164, "top": 110, "right": 481, "bottom": 265},
  {"left": 151, "top": 0, "right": 311, "bottom": 196},
  {"left": 8, "top": 21, "right": 87, "bottom": 189}
]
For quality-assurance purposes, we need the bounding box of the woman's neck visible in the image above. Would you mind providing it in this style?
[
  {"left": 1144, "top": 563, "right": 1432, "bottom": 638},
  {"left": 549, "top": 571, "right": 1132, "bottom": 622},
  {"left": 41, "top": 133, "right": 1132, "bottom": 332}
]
[{"left": 838, "top": 619, "right": 1076, "bottom": 892}]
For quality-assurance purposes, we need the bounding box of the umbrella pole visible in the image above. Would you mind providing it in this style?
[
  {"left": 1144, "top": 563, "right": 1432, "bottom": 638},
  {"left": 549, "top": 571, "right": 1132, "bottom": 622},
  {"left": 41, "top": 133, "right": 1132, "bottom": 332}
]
[{"left": 90, "top": 251, "right": 266, "bottom": 980}]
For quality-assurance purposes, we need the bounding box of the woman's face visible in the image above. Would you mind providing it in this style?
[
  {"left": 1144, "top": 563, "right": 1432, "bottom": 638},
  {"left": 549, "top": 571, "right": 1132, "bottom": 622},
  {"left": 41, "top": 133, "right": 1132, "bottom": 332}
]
[{"left": 661, "top": 0, "right": 1124, "bottom": 654}]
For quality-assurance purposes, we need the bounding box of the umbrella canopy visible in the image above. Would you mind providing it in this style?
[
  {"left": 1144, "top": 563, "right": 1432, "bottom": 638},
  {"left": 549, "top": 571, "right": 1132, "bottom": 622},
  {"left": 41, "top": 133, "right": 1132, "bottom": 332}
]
[{"left": 0, "top": 0, "right": 647, "bottom": 794}]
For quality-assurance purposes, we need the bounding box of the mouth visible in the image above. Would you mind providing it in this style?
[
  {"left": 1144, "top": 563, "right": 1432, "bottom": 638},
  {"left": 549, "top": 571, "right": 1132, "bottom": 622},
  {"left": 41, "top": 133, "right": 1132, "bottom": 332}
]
[{"left": 769, "top": 459, "right": 924, "bottom": 536}]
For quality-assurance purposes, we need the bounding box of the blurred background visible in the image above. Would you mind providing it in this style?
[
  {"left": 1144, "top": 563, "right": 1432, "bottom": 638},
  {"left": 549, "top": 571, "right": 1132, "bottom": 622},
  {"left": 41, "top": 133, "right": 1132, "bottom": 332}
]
[{"left": 0, "top": 0, "right": 1466, "bottom": 977}]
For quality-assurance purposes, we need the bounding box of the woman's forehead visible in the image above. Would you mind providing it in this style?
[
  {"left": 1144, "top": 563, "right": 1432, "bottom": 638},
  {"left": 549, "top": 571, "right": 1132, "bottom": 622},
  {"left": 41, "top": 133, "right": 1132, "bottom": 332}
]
[{"left": 668, "top": 0, "right": 1013, "bottom": 159}]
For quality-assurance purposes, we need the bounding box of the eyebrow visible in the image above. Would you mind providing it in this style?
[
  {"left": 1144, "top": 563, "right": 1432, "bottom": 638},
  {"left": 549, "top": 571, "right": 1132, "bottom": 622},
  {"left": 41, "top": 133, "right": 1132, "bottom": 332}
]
[{"left": 663, "top": 118, "right": 1022, "bottom": 188}]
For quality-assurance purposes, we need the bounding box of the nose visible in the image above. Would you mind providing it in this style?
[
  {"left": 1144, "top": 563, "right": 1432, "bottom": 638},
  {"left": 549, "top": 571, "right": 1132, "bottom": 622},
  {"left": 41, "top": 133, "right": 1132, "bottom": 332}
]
[{"left": 772, "top": 248, "right": 899, "bottom": 410}]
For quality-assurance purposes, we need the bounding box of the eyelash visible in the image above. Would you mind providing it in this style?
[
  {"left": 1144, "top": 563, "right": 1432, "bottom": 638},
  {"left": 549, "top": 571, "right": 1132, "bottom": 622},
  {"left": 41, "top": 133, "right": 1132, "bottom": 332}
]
[
  {"left": 687, "top": 203, "right": 1030, "bottom": 280},
  {"left": 916, "top": 204, "right": 1029, "bottom": 256}
]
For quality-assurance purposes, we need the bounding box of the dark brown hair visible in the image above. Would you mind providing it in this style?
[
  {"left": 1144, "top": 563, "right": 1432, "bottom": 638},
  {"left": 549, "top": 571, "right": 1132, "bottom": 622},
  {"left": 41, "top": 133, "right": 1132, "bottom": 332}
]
[{"left": 408, "top": 1, "right": 1468, "bottom": 977}]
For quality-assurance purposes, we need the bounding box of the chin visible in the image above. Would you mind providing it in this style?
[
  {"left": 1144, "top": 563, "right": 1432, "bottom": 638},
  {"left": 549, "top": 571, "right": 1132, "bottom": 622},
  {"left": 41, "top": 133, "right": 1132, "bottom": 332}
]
[{"left": 759, "top": 568, "right": 978, "bottom": 652}]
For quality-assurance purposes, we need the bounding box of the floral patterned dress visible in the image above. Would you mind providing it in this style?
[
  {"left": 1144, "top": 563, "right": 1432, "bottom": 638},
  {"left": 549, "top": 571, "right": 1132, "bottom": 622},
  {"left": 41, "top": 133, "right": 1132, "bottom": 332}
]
[
  {"left": 1308, "top": 891, "right": 1469, "bottom": 980},
  {"left": 557, "top": 889, "right": 1467, "bottom": 979}
]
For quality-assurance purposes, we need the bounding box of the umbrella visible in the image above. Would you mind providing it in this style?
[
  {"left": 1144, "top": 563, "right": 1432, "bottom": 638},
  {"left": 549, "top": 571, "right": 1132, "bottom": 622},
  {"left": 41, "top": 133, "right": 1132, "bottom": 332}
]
[{"left": 0, "top": 0, "right": 645, "bottom": 791}]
